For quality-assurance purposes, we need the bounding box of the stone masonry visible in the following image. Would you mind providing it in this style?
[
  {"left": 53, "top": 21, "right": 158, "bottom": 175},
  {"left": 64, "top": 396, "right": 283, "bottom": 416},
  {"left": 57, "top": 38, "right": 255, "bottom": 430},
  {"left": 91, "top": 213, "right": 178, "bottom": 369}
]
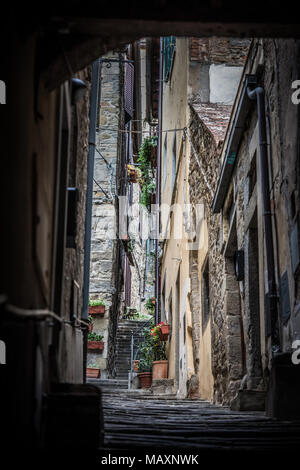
[{"left": 88, "top": 54, "right": 120, "bottom": 376}]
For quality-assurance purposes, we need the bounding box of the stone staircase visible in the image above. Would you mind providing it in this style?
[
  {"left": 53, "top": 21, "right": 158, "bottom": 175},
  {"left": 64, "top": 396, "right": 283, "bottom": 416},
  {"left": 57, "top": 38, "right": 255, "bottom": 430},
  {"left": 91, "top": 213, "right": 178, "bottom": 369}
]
[
  {"left": 114, "top": 319, "right": 147, "bottom": 380},
  {"left": 87, "top": 319, "right": 149, "bottom": 392}
]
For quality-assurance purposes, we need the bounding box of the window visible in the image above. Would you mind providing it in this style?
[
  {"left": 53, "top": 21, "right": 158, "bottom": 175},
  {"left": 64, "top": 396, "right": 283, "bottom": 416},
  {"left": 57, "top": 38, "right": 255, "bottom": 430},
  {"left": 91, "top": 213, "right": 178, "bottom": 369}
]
[
  {"left": 163, "top": 36, "right": 176, "bottom": 82},
  {"left": 201, "top": 257, "right": 210, "bottom": 332},
  {"left": 161, "top": 274, "right": 167, "bottom": 323},
  {"left": 163, "top": 133, "right": 167, "bottom": 189},
  {"left": 168, "top": 294, "right": 173, "bottom": 340}
]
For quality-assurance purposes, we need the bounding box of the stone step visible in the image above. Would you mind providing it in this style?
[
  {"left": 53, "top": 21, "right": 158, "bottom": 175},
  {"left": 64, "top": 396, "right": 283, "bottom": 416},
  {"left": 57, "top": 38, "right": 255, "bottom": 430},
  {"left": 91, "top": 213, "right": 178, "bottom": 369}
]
[{"left": 87, "top": 378, "right": 128, "bottom": 389}]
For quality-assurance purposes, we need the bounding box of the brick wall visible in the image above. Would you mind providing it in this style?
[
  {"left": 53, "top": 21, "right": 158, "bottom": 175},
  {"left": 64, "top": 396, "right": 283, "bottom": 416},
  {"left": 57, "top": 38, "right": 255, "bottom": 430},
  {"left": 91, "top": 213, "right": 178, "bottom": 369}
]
[{"left": 189, "top": 37, "right": 250, "bottom": 65}]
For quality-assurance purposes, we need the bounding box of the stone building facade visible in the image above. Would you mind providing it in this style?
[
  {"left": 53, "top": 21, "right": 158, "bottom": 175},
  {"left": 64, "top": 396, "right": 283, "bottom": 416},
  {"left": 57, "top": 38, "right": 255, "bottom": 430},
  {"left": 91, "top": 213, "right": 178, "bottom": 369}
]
[
  {"left": 159, "top": 36, "right": 250, "bottom": 399},
  {"left": 88, "top": 54, "right": 121, "bottom": 377},
  {"left": 88, "top": 46, "right": 156, "bottom": 378},
  {"left": 183, "top": 37, "right": 300, "bottom": 416},
  {"left": 210, "top": 39, "right": 300, "bottom": 416}
]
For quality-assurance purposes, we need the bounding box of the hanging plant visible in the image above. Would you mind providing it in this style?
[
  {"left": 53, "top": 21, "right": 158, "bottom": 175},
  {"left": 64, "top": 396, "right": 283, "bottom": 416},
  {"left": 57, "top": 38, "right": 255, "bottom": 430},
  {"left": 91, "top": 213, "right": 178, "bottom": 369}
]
[
  {"left": 137, "top": 137, "right": 157, "bottom": 209},
  {"left": 127, "top": 164, "right": 142, "bottom": 183}
]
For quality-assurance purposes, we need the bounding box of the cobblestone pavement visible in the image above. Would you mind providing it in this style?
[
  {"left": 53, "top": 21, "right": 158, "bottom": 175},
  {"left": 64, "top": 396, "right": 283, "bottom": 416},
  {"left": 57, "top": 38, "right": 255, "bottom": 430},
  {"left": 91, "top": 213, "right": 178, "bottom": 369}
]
[{"left": 102, "top": 392, "right": 300, "bottom": 452}]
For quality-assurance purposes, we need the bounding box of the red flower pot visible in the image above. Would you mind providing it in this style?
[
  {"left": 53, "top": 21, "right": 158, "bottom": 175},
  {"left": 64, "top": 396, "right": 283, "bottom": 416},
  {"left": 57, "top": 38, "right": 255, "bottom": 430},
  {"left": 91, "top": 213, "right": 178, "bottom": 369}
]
[
  {"left": 138, "top": 372, "right": 152, "bottom": 389},
  {"left": 88, "top": 341, "right": 104, "bottom": 351},
  {"left": 152, "top": 360, "right": 168, "bottom": 379},
  {"left": 88, "top": 323, "right": 93, "bottom": 332},
  {"left": 86, "top": 367, "right": 100, "bottom": 378},
  {"left": 88, "top": 305, "right": 105, "bottom": 315},
  {"left": 159, "top": 324, "right": 170, "bottom": 341}
]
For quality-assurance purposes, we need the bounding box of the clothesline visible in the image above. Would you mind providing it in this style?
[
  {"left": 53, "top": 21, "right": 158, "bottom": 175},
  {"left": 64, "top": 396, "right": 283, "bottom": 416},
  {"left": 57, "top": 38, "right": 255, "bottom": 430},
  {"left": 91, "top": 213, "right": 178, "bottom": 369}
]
[{"left": 98, "top": 126, "right": 186, "bottom": 134}]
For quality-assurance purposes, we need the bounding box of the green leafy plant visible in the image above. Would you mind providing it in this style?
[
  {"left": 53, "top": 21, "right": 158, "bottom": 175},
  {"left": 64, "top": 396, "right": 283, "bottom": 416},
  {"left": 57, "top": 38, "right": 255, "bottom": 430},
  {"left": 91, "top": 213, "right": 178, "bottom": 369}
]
[
  {"left": 88, "top": 315, "right": 93, "bottom": 323},
  {"left": 150, "top": 322, "right": 167, "bottom": 361},
  {"left": 87, "top": 362, "right": 98, "bottom": 368},
  {"left": 128, "top": 239, "right": 136, "bottom": 253},
  {"left": 88, "top": 332, "right": 104, "bottom": 342},
  {"left": 137, "top": 137, "right": 157, "bottom": 208},
  {"left": 136, "top": 320, "right": 167, "bottom": 371},
  {"left": 88, "top": 299, "right": 105, "bottom": 307},
  {"left": 145, "top": 297, "right": 156, "bottom": 314}
]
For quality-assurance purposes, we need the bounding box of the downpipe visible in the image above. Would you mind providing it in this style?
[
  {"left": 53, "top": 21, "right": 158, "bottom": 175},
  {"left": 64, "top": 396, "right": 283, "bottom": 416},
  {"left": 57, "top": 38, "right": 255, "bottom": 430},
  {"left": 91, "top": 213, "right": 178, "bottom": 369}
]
[
  {"left": 82, "top": 59, "right": 101, "bottom": 380},
  {"left": 154, "top": 38, "right": 164, "bottom": 325},
  {"left": 247, "top": 85, "right": 280, "bottom": 352}
]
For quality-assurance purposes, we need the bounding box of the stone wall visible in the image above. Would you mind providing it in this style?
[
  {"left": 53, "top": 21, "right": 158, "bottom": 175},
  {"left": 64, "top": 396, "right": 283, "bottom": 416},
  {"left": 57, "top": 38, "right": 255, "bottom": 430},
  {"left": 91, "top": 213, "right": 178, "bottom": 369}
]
[
  {"left": 189, "top": 37, "right": 250, "bottom": 65},
  {"left": 88, "top": 54, "right": 121, "bottom": 377},
  {"left": 189, "top": 104, "right": 232, "bottom": 404},
  {"left": 61, "top": 66, "right": 91, "bottom": 383},
  {"left": 188, "top": 37, "right": 250, "bottom": 105}
]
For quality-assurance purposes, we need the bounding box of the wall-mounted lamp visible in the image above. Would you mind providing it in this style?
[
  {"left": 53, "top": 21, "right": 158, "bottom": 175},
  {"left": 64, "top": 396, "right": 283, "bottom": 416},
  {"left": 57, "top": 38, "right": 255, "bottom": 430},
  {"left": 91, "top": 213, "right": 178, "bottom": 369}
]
[
  {"left": 234, "top": 250, "right": 244, "bottom": 281},
  {"left": 71, "top": 78, "right": 87, "bottom": 104}
]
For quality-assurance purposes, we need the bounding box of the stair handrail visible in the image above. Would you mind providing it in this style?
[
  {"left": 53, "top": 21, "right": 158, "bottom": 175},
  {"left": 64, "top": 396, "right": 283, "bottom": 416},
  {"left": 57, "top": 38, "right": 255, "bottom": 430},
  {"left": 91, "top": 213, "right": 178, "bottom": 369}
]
[{"left": 128, "top": 318, "right": 153, "bottom": 389}]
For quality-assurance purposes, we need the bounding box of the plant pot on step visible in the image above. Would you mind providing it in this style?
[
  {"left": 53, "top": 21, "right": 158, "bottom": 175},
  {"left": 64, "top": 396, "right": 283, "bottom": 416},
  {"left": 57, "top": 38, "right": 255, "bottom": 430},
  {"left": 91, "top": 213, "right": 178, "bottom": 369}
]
[
  {"left": 88, "top": 305, "right": 105, "bottom": 315},
  {"left": 86, "top": 367, "right": 100, "bottom": 378},
  {"left": 152, "top": 360, "right": 168, "bottom": 379},
  {"left": 138, "top": 372, "right": 152, "bottom": 389},
  {"left": 159, "top": 324, "right": 170, "bottom": 341},
  {"left": 88, "top": 341, "right": 104, "bottom": 351}
]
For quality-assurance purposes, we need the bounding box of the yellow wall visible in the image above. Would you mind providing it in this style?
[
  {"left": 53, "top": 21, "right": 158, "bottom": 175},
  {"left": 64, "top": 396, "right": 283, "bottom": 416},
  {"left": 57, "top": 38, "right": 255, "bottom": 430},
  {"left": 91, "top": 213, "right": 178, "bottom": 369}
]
[{"left": 160, "top": 38, "right": 214, "bottom": 399}]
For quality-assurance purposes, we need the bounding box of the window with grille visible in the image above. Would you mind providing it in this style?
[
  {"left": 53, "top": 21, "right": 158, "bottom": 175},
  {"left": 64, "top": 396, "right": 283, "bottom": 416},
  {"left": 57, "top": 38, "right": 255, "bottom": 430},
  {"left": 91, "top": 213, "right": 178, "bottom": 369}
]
[{"left": 163, "top": 36, "right": 176, "bottom": 82}]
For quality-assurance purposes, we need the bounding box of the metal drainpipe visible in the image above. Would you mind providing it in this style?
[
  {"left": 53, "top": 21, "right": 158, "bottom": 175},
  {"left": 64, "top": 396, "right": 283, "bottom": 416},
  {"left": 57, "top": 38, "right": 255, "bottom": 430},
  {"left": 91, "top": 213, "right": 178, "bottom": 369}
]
[
  {"left": 83, "top": 59, "right": 100, "bottom": 319},
  {"left": 155, "top": 38, "right": 163, "bottom": 325},
  {"left": 247, "top": 85, "right": 280, "bottom": 351}
]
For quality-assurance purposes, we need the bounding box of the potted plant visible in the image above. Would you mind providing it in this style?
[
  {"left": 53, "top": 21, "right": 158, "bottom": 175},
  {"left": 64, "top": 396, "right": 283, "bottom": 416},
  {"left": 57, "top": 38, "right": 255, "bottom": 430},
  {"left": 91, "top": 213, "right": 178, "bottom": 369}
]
[
  {"left": 87, "top": 332, "right": 104, "bottom": 351},
  {"left": 127, "top": 164, "right": 142, "bottom": 183},
  {"left": 150, "top": 322, "right": 169, "bottom": 379},
  {"left": 145, "top": 297, "right": 155, "bottom": 316},
  {"left": 150, "top": 320, "right": 170, "bottom": 341},
  {"left": 86, "top": 363, "right": 100, "bottom": 378},
  {"left": 88, "top": 299, "right": 105, "bottom": 315},
  {"left": 136, "top": 324, "right": 154, "bottom": 388},
  {"left": 137, "top": 358, "right": 152, "bottom": 388}
]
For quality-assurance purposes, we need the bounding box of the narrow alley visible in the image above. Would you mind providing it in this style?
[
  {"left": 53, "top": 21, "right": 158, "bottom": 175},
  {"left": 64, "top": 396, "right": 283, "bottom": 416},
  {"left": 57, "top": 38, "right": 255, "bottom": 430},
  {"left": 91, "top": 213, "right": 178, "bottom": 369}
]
[{"left": 1, "top": 10, "right": 300, "bottom": 461}]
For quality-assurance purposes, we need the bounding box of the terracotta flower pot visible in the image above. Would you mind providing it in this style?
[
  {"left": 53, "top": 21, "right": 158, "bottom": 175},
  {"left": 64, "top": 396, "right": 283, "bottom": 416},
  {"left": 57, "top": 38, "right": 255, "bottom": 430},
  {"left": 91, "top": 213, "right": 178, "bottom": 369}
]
[
  {"left": 132, "top": 360, "right": 140, "bottom": 372},
  {"left": 138, "top": 372, "right": 152, "bottom": 389},
  {"left": 159, "top": 324, "right": 170, "bottom": 341},
  {"left": 86, "top": 367, "right": 100, "bottom": 378},
  {"left": 88, "top": 305, "right": 105, "bottom": 315},
  {"left": 152, "top": 360, "right": 168, "bottom": 379},
  {"left": 128, "top": 169, "right": 138, "bottom": 183},
  {"left": 87, "top": 340, "right": 104, "bottom": 351}
]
